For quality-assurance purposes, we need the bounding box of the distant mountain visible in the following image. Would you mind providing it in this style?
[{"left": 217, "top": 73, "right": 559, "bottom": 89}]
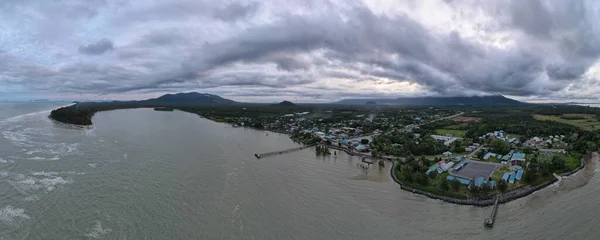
[
  {"left": 271, "top": 100, "right": 296, "bottom": 107},
  {"left": 333, "top": 95, "right": 524, "bottom": 106},
  {"left": 145, "top": 92, "right": 238, "bottom": 105}
]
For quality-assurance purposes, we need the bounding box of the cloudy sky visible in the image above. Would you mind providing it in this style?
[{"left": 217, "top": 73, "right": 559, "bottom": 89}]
[{"left": 1, "top": 0, "right": 600, "bottom": 102}]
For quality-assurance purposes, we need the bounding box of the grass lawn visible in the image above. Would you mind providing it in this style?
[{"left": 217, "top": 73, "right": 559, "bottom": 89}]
[
  {"left": 565, "top": 153, "right": 582, "bottom": 170},
  {"left": 435, "top": 129, "right": 467, "bottom": 137},
  {"left": 533, "top": 114, "right": 600, "bottom": 131},
  {"left": 491, "top": 166, "right": 510, "bottom": 181}
]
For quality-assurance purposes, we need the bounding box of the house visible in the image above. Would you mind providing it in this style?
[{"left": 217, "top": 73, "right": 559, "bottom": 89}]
[
  {"left": 474, "top": 177, "right": 485, "bottom": 187},
  {"left": 515, "top": 170, "right": 524, "bottom": 181},
  {"left": 465, "top": 147, "right": 474, "bottom": 152},
  {"left": 483, "top": 152, "right": 497, "bottom": 160},
  {"left": 501, "top": 173, "right": 510, "bottom": 182},
  {"left": 437, "top": 162, "right": 455, "bottom": 173},
  {"left": 443, "top": 151, "right": 453, "bottom": 157},
  {"left": 447, "top": 175, "right": 471, "bottom": 185},
  {"left": 533, "top": 137, "right": 542, "bottom": 142},
  {"left": 510, "top": 152, "right": 526, "bottom": 166},
  {"left": 355, "top": 144, "right": 369, "bottom": 152}
]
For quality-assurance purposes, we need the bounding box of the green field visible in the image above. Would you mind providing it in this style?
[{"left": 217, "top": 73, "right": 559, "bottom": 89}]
[
  {"left": 435, "top": 129, "right": 466, "bottom": 137},
  {"left": 533, "top": 114, "right": 600, "bottom": 131}
]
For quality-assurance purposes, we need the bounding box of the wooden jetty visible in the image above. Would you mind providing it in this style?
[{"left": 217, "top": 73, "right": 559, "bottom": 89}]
[
  {"left": 254, "top": 144, "right": 316, "bottom": 158},
  {"left": 484, "top": 195, "right": 500, "bottom": 228}
]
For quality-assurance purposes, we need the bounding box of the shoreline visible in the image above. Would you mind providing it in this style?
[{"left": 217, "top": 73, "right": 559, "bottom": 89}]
[
  {"left": 47, "top": 115, "right": 93, "bottom": 129},
  {"left": 47, "top": 107, "right": 593, "bottom": 206},
  {"left": 389, "top": 156, "right": 590, "bottom": 207}
]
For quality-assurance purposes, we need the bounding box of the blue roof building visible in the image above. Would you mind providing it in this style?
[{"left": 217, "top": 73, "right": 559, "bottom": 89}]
[
  {"left": 515, "top": 170, "right": 524, "bottom": 181},
  {"left": 426, "top": 164, "right": 440, "bottom": 175},
  {"left": 474, "top": 177, "right": 485, "bottom": 187},
  {"left": 501, "top": 173, "right": 510, "bottom": 182},
  {"left": 488, "top": 180, "right": 497, "bottom": 188},
  {"left": 511, "top": 153, "right": 526, "bottom": 160},
  {"left": 510, "top": 152, "right": 527, "bottom": 166},
  {"left": 355, "top": 144, "right": 369, "bottom": 152},
  {"left": 447, "top": 176, "right": 471, "bottom": 185},
  {"left": 509, "top": 174, "right": 516, "bottom": 184}
]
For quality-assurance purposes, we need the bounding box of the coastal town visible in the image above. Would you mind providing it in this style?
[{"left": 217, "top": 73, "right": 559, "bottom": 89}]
[{"left": 196, "top": 104, "right": 598, "bottom": 203}]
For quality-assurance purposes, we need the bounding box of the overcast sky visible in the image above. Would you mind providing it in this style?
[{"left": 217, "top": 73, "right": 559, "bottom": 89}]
[{"left": 1, "top": 0, "right": 600, "bottom": 103}]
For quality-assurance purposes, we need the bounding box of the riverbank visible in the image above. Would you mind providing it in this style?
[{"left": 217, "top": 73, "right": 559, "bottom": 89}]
[{"left": 389, "top": 154, "right": 591, "bottom": 207}]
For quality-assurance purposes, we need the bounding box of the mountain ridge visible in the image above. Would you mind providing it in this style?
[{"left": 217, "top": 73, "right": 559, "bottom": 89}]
[
  {"left": 333, "top": 95, "right": 523, "bottom": 106},
  {"left": 144, "top": 92, "right": 238, "bottom": 105}
]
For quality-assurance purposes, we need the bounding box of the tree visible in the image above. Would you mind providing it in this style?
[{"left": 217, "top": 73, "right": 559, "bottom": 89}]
[
  {"left": 428, "top": 170, "right": 438, "bottom": 179},
  {"left": 451, "top": 179, "right": 461, "bottom": 191},
  {"left": 404, "top": 172, "right": 414, "bottom": 183},
  {"left": 481, "top": 182, "right": 491, "bottom": 194},
  {"left": 468, "top": 182, "right": 479, "bottom": 195},
  {"left": 497, "top": 179, "right": 508, "bottom": 193},
  {"left": 416, "top": 173, "right": 429, "bottom": 186},
  {"left": 523, "top": 169, "right": 537, "bottom": 184},
  {"left": 476, "top": 150, "right": 485, "bottom": 159},
  {"left": 440, "top": 177, "right": 450, "bottom": 191},
  {"left": 488, "top": 138, "right": 511, "bottom": 155},
  {"left": 361, "top": 139, "right": 369, "bottom": 145}
]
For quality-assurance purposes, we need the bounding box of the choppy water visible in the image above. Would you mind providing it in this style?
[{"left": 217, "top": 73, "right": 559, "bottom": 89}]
[{"left": 0, "top": 103, "right": 599, "bottom": 239}]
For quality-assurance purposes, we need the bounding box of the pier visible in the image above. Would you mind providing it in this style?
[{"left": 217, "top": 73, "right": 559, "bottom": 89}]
[
  {"left": 484, "top": 195, "right": 500, "bottom": 228},
  {"left": 254, "top": 144, "right": 316, "bottom": 158}
]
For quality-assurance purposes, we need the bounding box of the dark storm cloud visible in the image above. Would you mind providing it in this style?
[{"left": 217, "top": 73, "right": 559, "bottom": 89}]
[
  {"left": 3, "top": 0, "right": 600, "bottom": 101},
  {"left": 510, "top": 0, "right": 554, "bottom": 39},
  {"left": 78, "top": 39, "right": 114, "bottom": 55}
]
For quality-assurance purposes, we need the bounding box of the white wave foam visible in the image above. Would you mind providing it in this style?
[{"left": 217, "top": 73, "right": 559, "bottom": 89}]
[
  {"left": 24, "top": 195, "right": 39, "bottom": 202},
  {"left": 31, "top": 171, "right": 59, "bottom": 176},
  {"left": 0, "top": 108, "right": 82, "bottom": 160},
  {"left": 7, "top": 172, "right": 73, "bottom": 194},
  {"left": 0, "top": 205, "right": 29, "bottom": 227},
  {"left": 85, "top": 221, "right": 112, "bottom": 239},
  {"left": 88, "top": 163, "right": 97, "bottom": 168},
  {"left": 0, "top": 158, "right": 7, "bottom": 163}
]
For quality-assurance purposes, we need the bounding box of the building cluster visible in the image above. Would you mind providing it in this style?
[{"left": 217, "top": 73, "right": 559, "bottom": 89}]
[
  {"left": 523, "top": 135, "right": 568, "bottom": 149},
  {"left": 481, "top": 130, "right": 520, "bottom": 145},
  {"left": 431, "top": 135, "right": 461, "bottom": 146}
]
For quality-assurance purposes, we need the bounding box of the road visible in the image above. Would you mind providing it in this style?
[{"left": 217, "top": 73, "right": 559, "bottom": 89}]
[
  {"left": 468, "top": 145, "right": 485, "bottom": 157},
  {"left": 426, "top": 112, "right": 464, "bottom": 124}
]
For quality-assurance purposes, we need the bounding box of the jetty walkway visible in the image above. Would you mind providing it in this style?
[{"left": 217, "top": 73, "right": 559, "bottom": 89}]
[
  {"left": 254, "top": 144, "right": 317, "bottom": 158},
  {"left": 484, "top": 195, "right": 500, "bottom": 228}
]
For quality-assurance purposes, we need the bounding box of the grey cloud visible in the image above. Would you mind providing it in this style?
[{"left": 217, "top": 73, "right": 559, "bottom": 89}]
[
  {"left": 3, "top": 0, "right": 600, "bottom": 101},
  {"left": 274, "top": 57, "right": 310, "bottom": 72},
  {"left": 213, "top": 2, "right": 260, "bottom": 22},
  {"left": 78, "top": 38, "right": 114, "bottom": 55},
  {"left": 510, "top": 0, "right": 554, "bottom": 39}
]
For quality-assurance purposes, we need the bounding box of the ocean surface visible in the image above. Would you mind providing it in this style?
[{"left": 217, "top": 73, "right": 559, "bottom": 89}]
[{"left": 0, "top": 102, "right": 599, "bottom": 239}]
